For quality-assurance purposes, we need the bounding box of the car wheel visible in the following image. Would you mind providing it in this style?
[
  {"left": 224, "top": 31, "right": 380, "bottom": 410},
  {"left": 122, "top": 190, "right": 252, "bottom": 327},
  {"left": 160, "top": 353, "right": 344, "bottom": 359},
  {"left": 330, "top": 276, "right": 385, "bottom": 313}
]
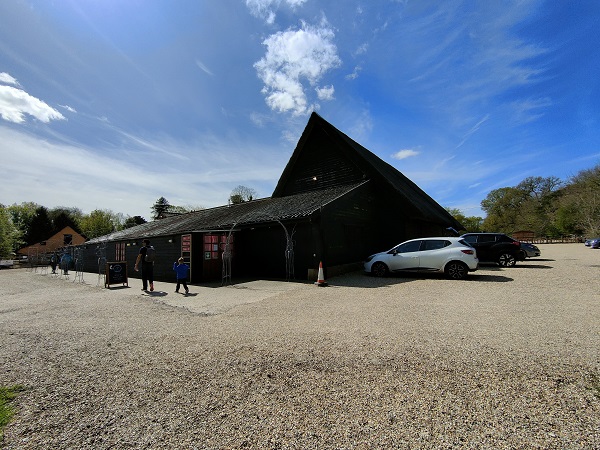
[
  {"left": 371, "top": 262, "right": 389, "bottom": 277},
  {"left": 445, "top": 261, "right": 468, "bottom": 280},
  {"left": 498, "top": 253, "right": 516, "bottom": 267}
]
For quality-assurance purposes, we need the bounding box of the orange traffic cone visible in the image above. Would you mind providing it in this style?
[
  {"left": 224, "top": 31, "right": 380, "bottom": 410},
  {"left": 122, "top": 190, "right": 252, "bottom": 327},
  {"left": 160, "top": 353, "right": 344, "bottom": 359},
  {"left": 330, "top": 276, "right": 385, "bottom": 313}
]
[{"left": 315, "top": 261, "right": 327, "bottom": 287}]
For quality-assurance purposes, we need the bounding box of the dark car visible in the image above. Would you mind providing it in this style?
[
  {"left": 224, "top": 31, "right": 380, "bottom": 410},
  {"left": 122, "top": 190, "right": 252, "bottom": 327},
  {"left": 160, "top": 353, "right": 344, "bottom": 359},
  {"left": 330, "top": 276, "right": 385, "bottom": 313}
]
[
  {"left": 520, "top": 242, "right": 541, "bottom": 258},
  {"left": 590, "top": 238, "right": 600, "bottom": 249},
  {"left": 460, "top": 232, "right": 525, "bottom": 267}
]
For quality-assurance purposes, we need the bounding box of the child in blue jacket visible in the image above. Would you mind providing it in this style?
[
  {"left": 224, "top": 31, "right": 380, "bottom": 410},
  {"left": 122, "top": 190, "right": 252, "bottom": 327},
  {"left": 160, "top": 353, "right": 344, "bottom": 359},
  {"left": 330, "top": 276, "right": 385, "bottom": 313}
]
[{"left": 173, "top": 257, "right": 190, "bottom": 294}]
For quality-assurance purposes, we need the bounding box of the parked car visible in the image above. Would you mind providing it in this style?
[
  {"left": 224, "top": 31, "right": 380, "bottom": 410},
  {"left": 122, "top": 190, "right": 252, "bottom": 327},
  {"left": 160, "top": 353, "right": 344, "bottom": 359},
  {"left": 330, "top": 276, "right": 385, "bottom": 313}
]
[
  {"left": 520, "top": 242, "right": 541, "bottom": 258},
  {"left": 590, "top": 238, "right": 600, "bottom": 249},
  {"left": 364, "top": 237, "right": 478, "bottom": 280},
  {"left": 460, "top": 232, "right": 524, "bottom": 267}
]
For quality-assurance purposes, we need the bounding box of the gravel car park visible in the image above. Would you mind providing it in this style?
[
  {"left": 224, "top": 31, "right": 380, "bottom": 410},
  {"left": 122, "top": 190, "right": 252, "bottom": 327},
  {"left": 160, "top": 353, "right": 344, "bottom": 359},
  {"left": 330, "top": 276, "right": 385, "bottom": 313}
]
[{"left": 0, "top": 244, "right": 598, "bottom": 448}]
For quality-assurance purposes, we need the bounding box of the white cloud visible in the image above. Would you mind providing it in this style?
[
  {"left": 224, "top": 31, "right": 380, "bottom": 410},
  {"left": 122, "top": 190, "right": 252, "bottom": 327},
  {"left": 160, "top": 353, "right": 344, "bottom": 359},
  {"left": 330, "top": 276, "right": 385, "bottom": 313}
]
[
  {"left": 195, "top": 59, "right": 214, "bottom": 76},
  {"left": 392, "top": 149, "right": 420, "bottom": 160},
  {"left": 353, "top": 43, "right": 368, "bottom": 56},
  {"left": 510, "top": 97, "right": 552, "bottom": 124},
  {"left": 0, "top": 85, "right": 65, "bottom": 124},
  {"left": 348, "top": 110, "right": 373, "bottom": 142},
  {"left": 0, "top": 125, "right": 286, "bottom": 216},
  {"left": 254, "top": 20, "right": 341, "bottom": 116},
  {"left": 316, "top": 85, "right": 334, "bottom": 101},
  {"left": 246, "top": 0, "right": 308, "bottom": 24},
  {"left": 345, "top": 66, "right": 361, "bottom": 80},
  {"left": 455, "top": 114, "right": 490, "bottom": 149},
  {"left": 59, "top": 104, "right": 77, "bottom": 113},
  {"left": 0, "top": 72, "right": 20, "bottom": 86}
]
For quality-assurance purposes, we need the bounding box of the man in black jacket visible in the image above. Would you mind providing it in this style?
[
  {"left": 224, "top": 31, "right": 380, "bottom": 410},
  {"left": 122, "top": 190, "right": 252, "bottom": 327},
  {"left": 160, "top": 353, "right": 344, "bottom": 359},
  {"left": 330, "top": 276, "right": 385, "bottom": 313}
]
[{"left": 134, "top": 239, "right": 154, "bottom": 291}]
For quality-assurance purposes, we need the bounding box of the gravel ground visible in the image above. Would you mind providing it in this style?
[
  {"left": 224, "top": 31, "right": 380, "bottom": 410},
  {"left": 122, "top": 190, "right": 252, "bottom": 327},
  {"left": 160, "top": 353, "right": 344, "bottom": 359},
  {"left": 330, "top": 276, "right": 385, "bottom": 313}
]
[{"left": 0, "top": 243, "right": 599, "bottom": 449}]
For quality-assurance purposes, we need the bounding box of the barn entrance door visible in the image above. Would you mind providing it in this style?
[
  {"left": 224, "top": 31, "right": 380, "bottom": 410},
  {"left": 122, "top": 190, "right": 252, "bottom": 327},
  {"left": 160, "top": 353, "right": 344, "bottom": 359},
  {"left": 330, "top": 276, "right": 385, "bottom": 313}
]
[{"left": 201, "top": 233, "right": 234, "bottom": 281}]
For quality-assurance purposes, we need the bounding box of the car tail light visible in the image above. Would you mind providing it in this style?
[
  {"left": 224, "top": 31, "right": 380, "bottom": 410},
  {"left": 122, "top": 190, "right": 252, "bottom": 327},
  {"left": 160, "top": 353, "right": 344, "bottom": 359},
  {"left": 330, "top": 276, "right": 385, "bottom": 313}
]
[
  {"left": 461, "top": 249, "right": 474, "bottom": 255},
  {"left": 512, "top": 241, "right": 520, "bottom": 246}
]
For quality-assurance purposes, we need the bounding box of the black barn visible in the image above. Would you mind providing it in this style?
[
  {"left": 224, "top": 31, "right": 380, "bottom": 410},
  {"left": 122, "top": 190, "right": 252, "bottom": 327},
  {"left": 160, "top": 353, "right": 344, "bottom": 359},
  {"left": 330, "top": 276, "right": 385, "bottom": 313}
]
[{"left": 83, "top": 113, "right": 461, "bottom": 283}]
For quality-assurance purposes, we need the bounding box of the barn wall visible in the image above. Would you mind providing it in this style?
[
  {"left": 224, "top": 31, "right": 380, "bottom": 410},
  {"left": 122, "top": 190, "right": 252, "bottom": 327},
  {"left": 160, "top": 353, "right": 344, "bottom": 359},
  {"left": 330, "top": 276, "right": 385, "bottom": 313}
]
[
  {"left": 231, "top": 221, "right": 314, "bottom": 280},
  {"left": 81, "top": 236, "right": 186, "bottom": 284},
  {"left": 276, "top": 127, "right": 366, "bottom": 197}
]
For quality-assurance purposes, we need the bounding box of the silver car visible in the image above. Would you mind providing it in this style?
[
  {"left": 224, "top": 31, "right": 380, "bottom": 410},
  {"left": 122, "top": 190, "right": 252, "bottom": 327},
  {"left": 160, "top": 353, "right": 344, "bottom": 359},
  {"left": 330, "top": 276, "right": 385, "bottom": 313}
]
[
  {"left": 520, "top": 242, "right": 541, "bottom": 257},
  {"left": 364, "top": 237, "right": 479, "bottom": 280}
]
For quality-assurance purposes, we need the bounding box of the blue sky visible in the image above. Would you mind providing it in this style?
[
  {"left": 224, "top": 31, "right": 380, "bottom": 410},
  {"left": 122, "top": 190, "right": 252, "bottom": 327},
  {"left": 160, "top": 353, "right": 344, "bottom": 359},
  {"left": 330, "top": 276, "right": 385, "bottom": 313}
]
[{"left": 1, "top": 0, "right": 599, "bottom": 220}]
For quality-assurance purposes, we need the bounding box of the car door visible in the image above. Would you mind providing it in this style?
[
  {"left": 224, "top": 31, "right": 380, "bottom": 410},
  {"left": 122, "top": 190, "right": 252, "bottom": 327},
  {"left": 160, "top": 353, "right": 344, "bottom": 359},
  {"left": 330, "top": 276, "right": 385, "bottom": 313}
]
[
  {"left": 387, "top": 240, "right": 422, "bottom": 272},
  {"left": 417, "top": 239, "right": 449, "bottom": 271},
  {"left": 463, "top": 234, "right": 494, "bottom": 262}
]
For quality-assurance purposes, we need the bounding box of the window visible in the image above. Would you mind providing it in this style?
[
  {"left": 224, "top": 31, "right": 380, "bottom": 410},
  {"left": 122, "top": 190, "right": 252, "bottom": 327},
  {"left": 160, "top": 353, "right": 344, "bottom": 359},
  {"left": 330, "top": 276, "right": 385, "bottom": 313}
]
[
  {"left": 422, "top": 240, "right": 449, "bottom": 251},
  {"left": 394, "top": 240, "right": 422, "bottom": 254},
  {"left": 203, "top": 233, "right": 233, "bottom": 260},
  {"left": 115, "top": 242, "right": 125, "bottom": 261}
]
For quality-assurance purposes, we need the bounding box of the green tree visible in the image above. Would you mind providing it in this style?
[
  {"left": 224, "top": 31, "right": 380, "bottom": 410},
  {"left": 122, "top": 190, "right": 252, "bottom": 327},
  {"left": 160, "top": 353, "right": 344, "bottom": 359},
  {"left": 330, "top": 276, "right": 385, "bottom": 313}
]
[
  {"left": 123, "top": 215, "right": 147, "bottom": 229},
  {"left": 514, "top": 176, "right": 563, "bottom": 236},
  {"left": 48, "top": 207, "right": 83, "bottom": 234},
  {"left": 24, "top": 206, "right": 53, "bottom": 245},
  {"left": 481, "top": 187, "right": 526, "bottom": 233},
  {"left": 151, "top": 197, "right": 171, "bottom": 220},
  {"left": 559, "top": 165, "right": 600, "bottom": 236},
  {"left": 7, "top": 202, "right": 38, "bottom": 249},
  {"left": 168, "top": 205, "right": 200, "bottom": 214},
  {"left": 229, "top": 185, "right": 257, "bottom": 204},
  {"left": 0, "top": 205, "right": 19, "bottom": 257},
  {"left": 554, "top": 203, "right": 584, "bottom": 236},
  {"left": 445, "top": 208, "right": 483, "bottom": 233},
  {"left": 79, "top": 210, "right": 120, "bottom": 239}
]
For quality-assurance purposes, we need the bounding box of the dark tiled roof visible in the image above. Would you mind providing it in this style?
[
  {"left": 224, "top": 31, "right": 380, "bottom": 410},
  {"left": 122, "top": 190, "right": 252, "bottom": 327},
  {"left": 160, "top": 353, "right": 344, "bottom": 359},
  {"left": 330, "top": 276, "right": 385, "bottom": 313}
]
[
  {"left": 274, "top": 112, "right": 462, "bottom": 229},
  {"left": 87, "top": 182, "right": 366, "bottom": 243}
]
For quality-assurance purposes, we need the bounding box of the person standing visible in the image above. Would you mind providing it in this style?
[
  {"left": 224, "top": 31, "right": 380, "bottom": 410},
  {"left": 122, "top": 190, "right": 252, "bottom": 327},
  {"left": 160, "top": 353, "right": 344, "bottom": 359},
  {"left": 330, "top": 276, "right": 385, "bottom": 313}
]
[
  {"left": 172, "top": 257, "right": 190, "bottom": 294},
  {"left": 60, "top": 251, "right": 72, "bottom": 275},
  {"left": 50, "top": 252, "right": 58, "bottom": 274},
  {"left": 134, "top": 239, "right": 155, "bottom": 291}
]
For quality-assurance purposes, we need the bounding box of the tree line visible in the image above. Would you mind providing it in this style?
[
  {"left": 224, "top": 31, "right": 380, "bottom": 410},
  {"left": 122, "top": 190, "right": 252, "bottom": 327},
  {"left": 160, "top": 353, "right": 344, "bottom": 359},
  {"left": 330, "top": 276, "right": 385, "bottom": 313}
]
[
  {"left": 0, "top": 185, "right": 257, "bottom": 257},
  {"left": 448, "top": 163, "right": 600, "bottom": 238},
  {"left": 1, "top": 168, "right": 598, "bottom": 258}
]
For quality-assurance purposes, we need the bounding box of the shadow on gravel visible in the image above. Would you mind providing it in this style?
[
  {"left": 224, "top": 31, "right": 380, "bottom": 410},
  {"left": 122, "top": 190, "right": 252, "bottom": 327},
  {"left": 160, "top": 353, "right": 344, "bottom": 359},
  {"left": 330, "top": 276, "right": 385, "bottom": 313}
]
[
  {"left": 143, "top": 291, "right": 168, "bottom": 297},
  {"left": 478, "top": 262, "right": 553, "bottom": 270},
  {"left": 466, "top": 274, "right": 513, "bottom": 282},
  {"left": 514, "top": 264, "right": 553, "bottom": 269},
  {"left": 326, "top": 271, "right": 515, "bottom": 287},
  {"left": 325, "top": 271, "right": 416, "bottom": 288}
]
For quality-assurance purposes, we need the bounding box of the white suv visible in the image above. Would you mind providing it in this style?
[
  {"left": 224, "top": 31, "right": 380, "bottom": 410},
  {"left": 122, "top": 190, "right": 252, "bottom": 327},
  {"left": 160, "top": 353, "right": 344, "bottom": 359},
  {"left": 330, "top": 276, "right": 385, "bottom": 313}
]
[{"left": 364, "top": 237, "right": 479, "bottom": 280}]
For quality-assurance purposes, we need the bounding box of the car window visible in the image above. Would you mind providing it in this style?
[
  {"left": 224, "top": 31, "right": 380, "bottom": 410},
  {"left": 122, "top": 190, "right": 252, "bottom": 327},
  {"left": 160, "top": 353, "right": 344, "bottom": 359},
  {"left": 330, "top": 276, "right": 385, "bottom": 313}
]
[
  {"left": 462, "top": 235, "right": 477, "bottom": 243},
  {"left": 478, "top": 235, "right": 496, "bottom": 243},
  {"left": 458, "top": 239, "right": 473, "bottom": 248},
  {"left": 394, "top": 240, "right": 422, "bottom": 253},
  {"left": 421, "top": 240, "right": 449, "bottom": 251}
]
